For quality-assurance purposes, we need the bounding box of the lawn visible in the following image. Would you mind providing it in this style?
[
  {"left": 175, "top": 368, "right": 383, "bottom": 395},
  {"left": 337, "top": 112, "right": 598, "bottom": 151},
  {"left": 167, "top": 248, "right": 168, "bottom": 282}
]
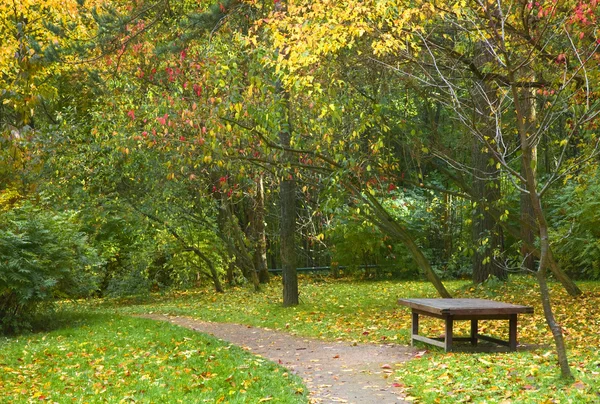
[
  {"left": 2, "top": 276, "right": 599, "bottom": 403},
  {"left": 98, "top": 276, "right": 600, "bottom": 403},
  {"left": 0, "top": 313, "right": 307, "bottom": 403}
]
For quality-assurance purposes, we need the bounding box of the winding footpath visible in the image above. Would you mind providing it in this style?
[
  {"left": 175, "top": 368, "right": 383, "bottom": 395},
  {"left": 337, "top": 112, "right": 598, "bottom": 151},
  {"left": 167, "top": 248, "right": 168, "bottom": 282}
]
[{"left": 140, "top": 314, "right": 416, "bottom": 403}]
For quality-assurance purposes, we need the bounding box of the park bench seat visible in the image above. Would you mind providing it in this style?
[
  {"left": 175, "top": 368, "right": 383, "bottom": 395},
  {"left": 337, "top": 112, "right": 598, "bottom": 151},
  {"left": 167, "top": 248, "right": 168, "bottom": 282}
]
[{"left": 397, "top": 298, "right": 534, "bottom": 352}]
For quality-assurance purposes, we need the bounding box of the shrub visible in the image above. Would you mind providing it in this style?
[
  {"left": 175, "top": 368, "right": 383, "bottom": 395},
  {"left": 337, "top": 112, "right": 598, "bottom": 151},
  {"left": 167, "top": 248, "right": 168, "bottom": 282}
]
[
  {"left": 0, "top": 203, "right": 101, "bottom": 333},
  {"left": 548, "top": 169, "right": 600, "bottom": 280}
]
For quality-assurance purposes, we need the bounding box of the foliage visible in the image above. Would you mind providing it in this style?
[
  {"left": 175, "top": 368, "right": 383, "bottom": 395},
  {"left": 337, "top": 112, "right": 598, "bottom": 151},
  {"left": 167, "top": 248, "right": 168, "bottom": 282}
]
[
  {"left": 550, "top": 168, "right": 600, "bottom": 280},
  {"left": 326, "top": 207, "right": 395, "bottom": 277},
  {"left": 0, "top": 0, "right": 104, "bottom": 129},
  {"left": 0, "top": 313, "right": 307, "bottom": 403},
  {"left": 98, "top": 277, "right": 600, "bottom": 402},
  {"left": 0, "top": 202, "right": 101, "bottom": 333}
]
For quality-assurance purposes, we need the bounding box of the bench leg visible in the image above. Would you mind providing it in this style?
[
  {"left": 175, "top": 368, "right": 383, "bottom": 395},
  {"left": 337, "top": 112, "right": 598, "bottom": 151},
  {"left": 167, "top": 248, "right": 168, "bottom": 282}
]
[
  {"left": 411, "top": 312, "right": 419, "bottom": 346},
  {"left": 509, "top": 314, "right": 518, "bottom": 351},
  {"left": 470, "top": 319, "right": 478, "bottom": 346},
  {"left": 445, "top": 315, "right": 453, "bottom": 352}
]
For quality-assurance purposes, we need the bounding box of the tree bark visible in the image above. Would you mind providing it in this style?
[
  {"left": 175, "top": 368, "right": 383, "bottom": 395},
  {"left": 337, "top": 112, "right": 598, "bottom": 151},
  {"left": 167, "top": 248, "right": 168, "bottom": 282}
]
[
  {"left": 251, "top": 175, "right": 270, "bottom": 283},
  {"left": 511, "top": 74, "right": 573, "bottom": 379},
  {"left": 535, "top": 268, "right": 573, "bottom": 379},
  {"left": 466, "top": 192, "right": 582, "bottom": 295},
  {"left": 276, "top": 0, "right": 298, "bottom": 307},
  {"left": 520, "top": 86, "right": 538, "bottom": 272},
  {"left": 222, "top": 198, "right": 260, "bottom": 291},
  {"left": 471, "top": 41, "right": 506, "bottom": 284},
  {"left": 280, "top": 175, "right": 298, "bottom": 306},
  {"left": 361, "top": 189, "right": 452, "bottom": 298}
]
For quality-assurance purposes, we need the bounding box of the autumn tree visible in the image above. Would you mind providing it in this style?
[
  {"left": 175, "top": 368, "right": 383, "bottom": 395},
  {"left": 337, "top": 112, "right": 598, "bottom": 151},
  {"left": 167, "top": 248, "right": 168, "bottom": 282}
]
[{"left": 368, "top": 0, "right": 599, "bottom": 379}]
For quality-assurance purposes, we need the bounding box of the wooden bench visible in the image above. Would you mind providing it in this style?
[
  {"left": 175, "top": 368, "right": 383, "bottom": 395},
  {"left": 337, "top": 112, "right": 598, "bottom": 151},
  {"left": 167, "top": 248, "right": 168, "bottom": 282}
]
[{"left": 397, "top": 298, "right": 533, "bottom": 352}]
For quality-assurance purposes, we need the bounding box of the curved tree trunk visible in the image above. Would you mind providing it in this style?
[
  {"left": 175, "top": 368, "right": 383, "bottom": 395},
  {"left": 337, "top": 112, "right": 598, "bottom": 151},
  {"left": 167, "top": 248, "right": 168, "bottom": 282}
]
[
  {"left": 403, "top": 235, "right": 453, "bottom": 298},
  {"left": 511, "top": 74, "right": 573, "bottom": 379},
  {"left": 474, "top": 198, "right": 582, "bottom": 296},
  {"left": 221, "top": 197, "right": 260, "bottom": 291},
  {"left": 361, "top": 189, "right": 452, "bottom": 298}
]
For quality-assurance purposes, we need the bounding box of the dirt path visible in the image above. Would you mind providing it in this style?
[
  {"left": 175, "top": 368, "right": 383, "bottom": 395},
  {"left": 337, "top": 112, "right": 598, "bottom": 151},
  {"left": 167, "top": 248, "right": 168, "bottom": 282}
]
[{"left": 140, "top": 314, "right": 416, "bottom": 403}]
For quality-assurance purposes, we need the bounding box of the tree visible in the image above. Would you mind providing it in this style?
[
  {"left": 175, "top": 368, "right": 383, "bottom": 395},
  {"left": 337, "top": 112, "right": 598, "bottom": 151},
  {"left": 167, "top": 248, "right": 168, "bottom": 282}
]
[
  {"left": 256, "top": 0, "right": 600, "bottom": 378},
  {"left": 382, "top": 0, "right": 599, "bottom": 379}
]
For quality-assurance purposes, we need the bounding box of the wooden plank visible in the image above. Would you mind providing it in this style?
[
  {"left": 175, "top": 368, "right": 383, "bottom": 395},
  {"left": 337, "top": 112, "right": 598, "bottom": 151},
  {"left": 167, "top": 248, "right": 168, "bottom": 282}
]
[
  {"left": 478, "top": 334, "right": 510, "bottom": 347},
  {"left": 509, "top": 314, "right": 517, "bottom": 351},
  {"left": 471, "top": 319, "right": 478, "bottom": 346},
  {"left": 412, "top": 334, "right": 446, "bottom": 349},
  {"left": 412, "top": 312, "right": 419, "bottom": 341},
  {"left": 452, "top": 314, "right": 513, "bottom": 320},
  {"left": 413, "top": 309, "right": 445, "bottom": 319},
  {"left": 445, "top": 315, "right": 453, "bottom": 351},
  {"left": 398, "top": 298, "right": 533, "bottom": 316}
]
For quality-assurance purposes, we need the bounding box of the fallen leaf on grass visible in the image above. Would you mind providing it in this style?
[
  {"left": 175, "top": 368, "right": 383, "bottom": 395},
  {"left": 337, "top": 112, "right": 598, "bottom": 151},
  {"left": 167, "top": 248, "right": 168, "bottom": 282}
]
[{"left": 414, "top": 350, "right": 427, "bottom": 358}]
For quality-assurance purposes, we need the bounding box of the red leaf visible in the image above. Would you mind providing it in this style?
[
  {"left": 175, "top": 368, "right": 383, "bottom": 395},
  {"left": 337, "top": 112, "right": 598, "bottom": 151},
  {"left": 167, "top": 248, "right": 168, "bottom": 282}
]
[
  {"left": 193, "top": 84, "right": 202, "bottom": 97},
  {"left": 157, "top": 113, "right": 168, "bottom": 125}
]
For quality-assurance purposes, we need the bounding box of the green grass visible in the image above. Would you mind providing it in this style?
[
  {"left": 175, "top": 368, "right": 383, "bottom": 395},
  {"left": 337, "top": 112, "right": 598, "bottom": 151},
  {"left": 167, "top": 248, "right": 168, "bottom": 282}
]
[
  {"left": 2, "top": 276, "right": 599, "bottom": 403},
  {"left": 101, "top": 278, "right": 447, "bottom": 344},
  {"left": 89, "top": 276, "right": 600, "bottom": 403},
  {"left": 0, "top": 313, "right": 307, "bottom": 403}
]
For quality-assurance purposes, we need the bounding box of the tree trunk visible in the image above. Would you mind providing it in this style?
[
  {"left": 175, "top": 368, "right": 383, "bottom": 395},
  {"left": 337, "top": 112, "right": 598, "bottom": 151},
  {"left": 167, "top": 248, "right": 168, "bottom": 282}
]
[
  {"left": 404, "top": 235, "right": 452, "bottom": 298},
  {"left": 520, "top": 86, "right": 538, "bottom": 272},
  {"left": 361, "top": 190, "right": 452, "bottom": 298},
  {"left": 205, "top": 254, "right": 225, "bottom": 293},
  {"left": 471, "top": 41, "right": 506, "bottom": 284},
  {"left": 471, "top": 134, "right": 505, "bottom": 283},
  {"left": 276, "top": 0, "right": 298, "bottom": 307},
  {"left": 473, "top": 196, "right": 582, "bottom": 295},
  {"left": 535, "top": 268, "right": 573, "bottom": 379},
  {"left": 546, "top": 247, "right": 581, "bottom": 296},
  {"left": 226, "top": 261, "right": 235, "bottom": 286},
  {"left": 127, "top": 202, "right": 224, "bottom": 293},
  {"left": 217, "top": 193, "right": 260, "bottom": 290},
  {"left": 251, "top": 175, "right": 270, "bottom": 283},
  {"left": 280, "top": 176, "right": 298, "bottom": 306},
  {"left": 511, "top": 74, "right": 572, "bottom": 379}
]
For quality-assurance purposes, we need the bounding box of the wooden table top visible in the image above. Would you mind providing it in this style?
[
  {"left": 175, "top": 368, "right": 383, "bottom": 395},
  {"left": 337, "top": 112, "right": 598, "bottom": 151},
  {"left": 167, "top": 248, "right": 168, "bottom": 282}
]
[{"left": 397, "top": 298, "right": 534, "bottom": 316}]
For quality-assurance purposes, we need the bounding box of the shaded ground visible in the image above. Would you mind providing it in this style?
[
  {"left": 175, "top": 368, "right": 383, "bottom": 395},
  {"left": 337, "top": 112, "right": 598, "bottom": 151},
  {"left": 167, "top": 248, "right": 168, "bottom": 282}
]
[{"left": 140, "top": 314, "right": 416, "bottom": 403}]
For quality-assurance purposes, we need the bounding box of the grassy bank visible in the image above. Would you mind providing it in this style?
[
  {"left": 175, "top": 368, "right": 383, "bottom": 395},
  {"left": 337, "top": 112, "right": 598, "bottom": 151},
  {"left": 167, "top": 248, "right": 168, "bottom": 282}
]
[
  {"left": 96, "top": 276, "right": 600, "bottom": 403},
  {"left": 0, "top": 313, "right": 307, "bottom": 403}
]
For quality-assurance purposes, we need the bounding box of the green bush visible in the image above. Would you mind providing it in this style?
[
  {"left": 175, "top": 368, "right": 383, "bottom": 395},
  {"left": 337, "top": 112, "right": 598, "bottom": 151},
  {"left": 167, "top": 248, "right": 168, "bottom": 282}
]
[
  {"left": 0, "top": 203, "right": 101, "bottom": 333},
  {"left": 549, "top": 169, "right": 600, "bottom": 280}
]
